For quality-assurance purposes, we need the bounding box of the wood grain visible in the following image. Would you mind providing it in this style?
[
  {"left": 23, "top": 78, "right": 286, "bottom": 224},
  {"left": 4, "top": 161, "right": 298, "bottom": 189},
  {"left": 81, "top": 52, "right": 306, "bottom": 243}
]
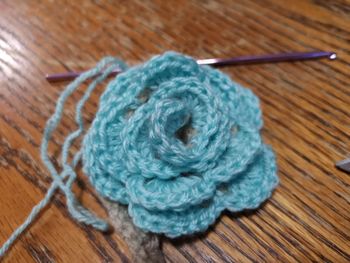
[{"left": 0, "top": 0, "right": 349, "bottom": 262}]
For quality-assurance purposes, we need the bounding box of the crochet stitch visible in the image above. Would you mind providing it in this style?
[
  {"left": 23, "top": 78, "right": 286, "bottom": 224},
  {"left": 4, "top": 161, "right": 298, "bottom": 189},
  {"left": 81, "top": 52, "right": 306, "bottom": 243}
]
[
  {"left": 0, "top": 52, "right": 278, "bottom": 257},
  {"left": 83, "top": 52, "right": 278, "bottom": 237}
]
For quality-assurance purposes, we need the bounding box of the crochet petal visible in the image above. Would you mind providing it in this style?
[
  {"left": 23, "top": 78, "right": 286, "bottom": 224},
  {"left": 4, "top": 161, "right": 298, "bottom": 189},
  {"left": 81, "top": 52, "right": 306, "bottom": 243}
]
[
  {"left": 220, "top": 145, "right": 278, "bottom": 211},
  {"left": 83, "top": 117, "right": 131, "bottom": 187},
  {"left": 128, "top": 145, "right": 277, "bottom": 237},
  {"left": 234, "top": 85, "right": 263, "bottom": 130},
  {"left": 126, "top": 174, "right": 216, "bottom": 211},
  {"left": 205, "top": 67, "right": 262, "bottom": 130},
  {"left": 129, "top": 198, "right": 222, "bottom": 237},
  {"left": 92, "top": 174, "right": 129, "bottom": 204},
  {"left": 203, "top": 126, "right": 261, "bottom": 183},
  {"left": 83, "top": 132, "right": 129, "bottom": 203},
  {"left": 141, "top": 51, "right": 205, "bottom": 86}
]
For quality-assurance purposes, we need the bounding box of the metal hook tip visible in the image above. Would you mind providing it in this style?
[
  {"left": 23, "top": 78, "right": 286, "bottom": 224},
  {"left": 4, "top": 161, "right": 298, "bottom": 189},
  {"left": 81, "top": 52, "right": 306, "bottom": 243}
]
[{"left": 329, "top": 52, "right": 337, "bottom": 60}]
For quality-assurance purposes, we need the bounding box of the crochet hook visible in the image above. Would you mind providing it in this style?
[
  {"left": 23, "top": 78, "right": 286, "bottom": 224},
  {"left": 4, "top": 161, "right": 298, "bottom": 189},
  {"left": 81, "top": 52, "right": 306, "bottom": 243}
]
[{"left": 45, "top": 51, "right": 336, "bottom": 82}]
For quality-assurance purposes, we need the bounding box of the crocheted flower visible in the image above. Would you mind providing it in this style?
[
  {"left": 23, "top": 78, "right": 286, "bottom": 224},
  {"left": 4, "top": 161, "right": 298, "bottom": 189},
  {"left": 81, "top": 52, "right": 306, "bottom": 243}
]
[{"left": 83, "top": 52, "right": 278, "bottom": 237}]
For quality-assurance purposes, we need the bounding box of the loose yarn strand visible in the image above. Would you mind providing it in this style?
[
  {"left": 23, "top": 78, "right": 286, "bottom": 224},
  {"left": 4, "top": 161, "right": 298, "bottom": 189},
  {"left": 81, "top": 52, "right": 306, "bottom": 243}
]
[
  {"left": 0, "top": 57, "right": 127, "bottom": 258},
  {"left": 0, "top": 183, "right": 57, "bottom": 256}
]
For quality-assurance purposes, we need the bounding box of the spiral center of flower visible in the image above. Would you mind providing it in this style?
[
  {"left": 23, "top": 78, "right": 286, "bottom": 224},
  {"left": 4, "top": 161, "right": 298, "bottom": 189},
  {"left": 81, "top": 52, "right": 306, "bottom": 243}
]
[{"left": 149, "top": 98, "right": 194, "bottom": 161}]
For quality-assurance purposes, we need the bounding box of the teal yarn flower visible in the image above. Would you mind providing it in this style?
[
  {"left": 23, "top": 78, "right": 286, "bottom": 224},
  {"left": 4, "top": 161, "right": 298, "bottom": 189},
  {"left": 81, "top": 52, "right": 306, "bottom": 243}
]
[
  {"left": 83, "top": 52, "right": 278, "bottom": 237},
  {"left": 0, "top": 52, "right": 279, "bottom": 257}
]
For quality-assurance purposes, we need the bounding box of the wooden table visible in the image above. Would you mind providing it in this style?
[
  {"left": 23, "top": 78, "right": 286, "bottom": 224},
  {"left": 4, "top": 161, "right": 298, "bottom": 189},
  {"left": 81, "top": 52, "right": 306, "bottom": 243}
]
[{"left": 0, "top": 0, "right": 349, "bottom": 262}]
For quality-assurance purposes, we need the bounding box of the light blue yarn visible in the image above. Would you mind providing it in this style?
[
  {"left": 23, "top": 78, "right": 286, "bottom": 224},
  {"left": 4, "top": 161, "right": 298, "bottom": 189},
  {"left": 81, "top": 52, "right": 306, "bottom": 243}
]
[
  {"left": 82, "top": 52, "right": 278, "bottom": 237},
  {"left": 0, "top": 57, "right": 127, "bottom": 257},
  {"left": 0, "top": 52, "right": 278, "bottom": 257}
]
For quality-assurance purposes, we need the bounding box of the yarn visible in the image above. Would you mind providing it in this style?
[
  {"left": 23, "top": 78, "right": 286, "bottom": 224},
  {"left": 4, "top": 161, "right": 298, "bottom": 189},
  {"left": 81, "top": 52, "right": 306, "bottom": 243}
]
[{"left": 0, "top": 52, "right": 278, "bottom": 256}]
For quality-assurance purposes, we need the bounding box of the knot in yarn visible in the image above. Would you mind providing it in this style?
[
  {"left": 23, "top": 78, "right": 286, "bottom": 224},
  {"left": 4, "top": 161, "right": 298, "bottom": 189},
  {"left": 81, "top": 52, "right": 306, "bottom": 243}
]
[{"left": 83, "top": 52, "right": 278, "bottom": 237}]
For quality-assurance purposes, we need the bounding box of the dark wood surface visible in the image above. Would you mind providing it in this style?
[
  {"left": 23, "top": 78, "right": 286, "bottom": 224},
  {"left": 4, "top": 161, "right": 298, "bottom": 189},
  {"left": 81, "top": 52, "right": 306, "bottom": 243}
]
[{"left": 0, "top": 0, "right": 349, "bottom": 262}]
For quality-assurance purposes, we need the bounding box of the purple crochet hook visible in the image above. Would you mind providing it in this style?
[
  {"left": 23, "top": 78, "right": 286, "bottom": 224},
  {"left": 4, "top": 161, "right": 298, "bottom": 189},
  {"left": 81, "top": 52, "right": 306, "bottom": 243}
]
[{"left": 45, "top": 51, "right": 336, "bottom": 82}]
